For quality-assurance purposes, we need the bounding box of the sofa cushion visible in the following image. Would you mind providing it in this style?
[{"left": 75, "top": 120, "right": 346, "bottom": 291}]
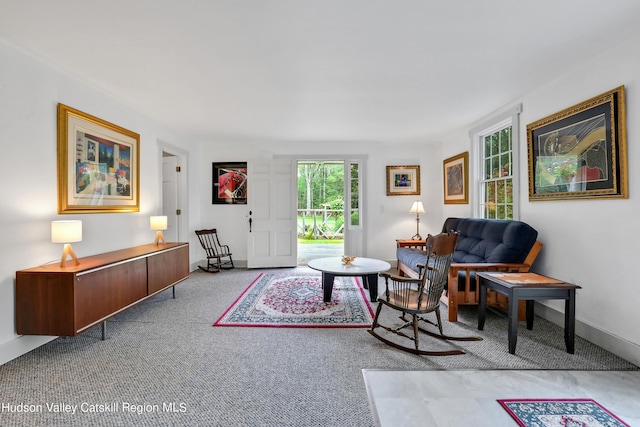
[
  {"left": 397, "top": 247, "right": 429, "bottom": 273},
  {"left": 397, "top": 217, "right": 539, "bottom": 291},
  {"left": 442, "top": 217, "right": 538, "bottom": 264}
]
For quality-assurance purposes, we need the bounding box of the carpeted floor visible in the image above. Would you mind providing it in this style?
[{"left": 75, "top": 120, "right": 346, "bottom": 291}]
[{"left": 0, "top": 267, "right": 636, "bottom": 427}]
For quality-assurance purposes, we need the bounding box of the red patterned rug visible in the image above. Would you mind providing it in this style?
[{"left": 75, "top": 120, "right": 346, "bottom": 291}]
[
  {"left": 498, "top": 399, "right": 630, "bottom": 427},
  {"left": 214, "top": 273, "right": 375, "bottom": 328}
]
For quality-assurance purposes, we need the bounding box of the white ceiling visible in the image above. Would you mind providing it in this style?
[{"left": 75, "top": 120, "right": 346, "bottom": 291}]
[{"left": 1, "top": 0, "right": 639, "bottom": 143}]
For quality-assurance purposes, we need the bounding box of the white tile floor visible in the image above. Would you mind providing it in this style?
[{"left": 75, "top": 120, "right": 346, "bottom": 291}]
[{"left": 363, "top": 370, "right": 640, "bottom": 427}]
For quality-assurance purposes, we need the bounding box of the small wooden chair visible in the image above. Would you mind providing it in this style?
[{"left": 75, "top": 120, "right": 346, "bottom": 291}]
[{"left": 195, "top": 229, "right": 234, "bottom": 273}]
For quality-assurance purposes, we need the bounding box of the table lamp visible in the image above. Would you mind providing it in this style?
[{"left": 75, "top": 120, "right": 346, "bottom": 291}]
[
  {"left": 409, "top": 201, "right": 425, "bottom": 240},
  {"left": 51, "top": 220, "right": 82, "bottom": 267},
  {"left": 150, "top": 216, "right": 167, "bottom": 246}
]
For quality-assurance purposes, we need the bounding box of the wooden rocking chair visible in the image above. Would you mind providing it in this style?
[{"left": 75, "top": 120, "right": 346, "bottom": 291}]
[
  {"left": 195, "top": 229, "right": 234, "bottom": 273},
  {"left": 369, "top": 232, "right": 481, "bottom": 356}
]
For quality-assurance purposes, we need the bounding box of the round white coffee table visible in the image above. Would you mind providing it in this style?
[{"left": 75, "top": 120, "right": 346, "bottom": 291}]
[{"left": 307, "top": 257, "right": 391, "bottom": 302}]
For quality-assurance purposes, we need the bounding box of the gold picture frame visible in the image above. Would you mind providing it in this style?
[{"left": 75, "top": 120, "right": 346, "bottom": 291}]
[
  {"left": 57, "top": 103, "right": 140, "bottom": 213},
  {"left": 386, "top": 165, "right": 420, "bottom": 196},
  {"left": 527, "top": 86, "right": 627, "bottom": 201},
  {"left": 443, "top": 152, "right": 468, "bottom": 204}
]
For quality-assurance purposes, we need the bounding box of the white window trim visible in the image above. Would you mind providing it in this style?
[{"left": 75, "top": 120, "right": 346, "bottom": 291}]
[{"left": 469, "top": 104, "right": 522, "bottom": 220}]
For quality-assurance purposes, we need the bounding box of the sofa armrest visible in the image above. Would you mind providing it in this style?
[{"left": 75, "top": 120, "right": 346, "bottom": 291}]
[
  {"left": 449, "top": 240, "right": 543, "bottom": 302},
  {"left": 446, "top": 262, "right": 531, "bottom": 322},
  {"left": 448, "top": 262, "right": 532, "bottom": 301},
  {"left": 445, "top": 241, "right": 543, "bottom": 322}
]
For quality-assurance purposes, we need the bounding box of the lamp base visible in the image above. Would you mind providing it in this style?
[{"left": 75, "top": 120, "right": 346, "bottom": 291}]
[
  {"left": 60, "top": 243, "right": 80, "bottom": 268},
  {"left": 154, "top": 231, "right": 166, "bottom": 246},
  {"left": 412, "top": 215, "right": 422, "bottom": 240}
]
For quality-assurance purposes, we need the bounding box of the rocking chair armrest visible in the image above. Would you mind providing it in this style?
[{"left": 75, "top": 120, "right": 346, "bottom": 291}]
[
  {"left": 379, "top": 271, "right": 399, "bottom": 280},
  {"left": 416, "top": 263, "right": 436, "bottom": 273},
  {"left": 379, "top": 272, "right": 421, "bottom": 284}
]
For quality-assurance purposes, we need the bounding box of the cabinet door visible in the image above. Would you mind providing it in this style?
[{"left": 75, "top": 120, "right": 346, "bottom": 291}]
[
  {"left": 147, "top": 245, "right": 189, "bottom": 294},
  {"left": 16, "top": 272, "right": 76, "bottom": 336},
  {"left": 75, "top": 258, "right": 148, "bottom": 332}
]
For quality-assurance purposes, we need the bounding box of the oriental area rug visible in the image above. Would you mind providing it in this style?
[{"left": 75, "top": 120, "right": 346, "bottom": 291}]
[
  {"left": 498, "top": 399, "right": 630, "bottom": 427},
  {"left": 214, "top": 273, "right": 375, "bottom": 328}
]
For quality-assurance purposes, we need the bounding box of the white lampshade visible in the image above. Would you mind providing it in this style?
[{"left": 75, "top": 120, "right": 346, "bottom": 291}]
[
  {"left": 51, "top": 220, "right": 83, "bottom": 243},
  {"left": 150, "top": 216, "right": 168, "bottom": 231},
  {"left": 409, "top": 201, "right": 425, "bottom": 214}
]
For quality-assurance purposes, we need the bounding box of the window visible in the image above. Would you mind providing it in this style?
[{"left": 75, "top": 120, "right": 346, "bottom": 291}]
[
  {"left": 472, "top": 105, "right": 521, "bottom": 220},
  {"left": 481, "top": 124, "right": 513, "bottom": 219}
]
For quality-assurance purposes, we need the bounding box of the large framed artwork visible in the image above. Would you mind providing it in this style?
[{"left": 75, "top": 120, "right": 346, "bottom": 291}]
[
  {"left": 386, "top": 165, "right": 420, "bottom": 196},
  {"left": 527, "top": 86, "right": 628, "bottom": 201},
  {"left": 212, "top": 162, "right": 247, "bottom": 204},
  {"left": 57, "top": 103, "right": 140, "bottom": 214},
  {"left": 443, "top": 152, "right": 468, "bottom": 204}
]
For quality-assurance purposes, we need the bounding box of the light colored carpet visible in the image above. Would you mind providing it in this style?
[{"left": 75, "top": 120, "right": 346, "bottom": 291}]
[{"left": 0, "top": 267, "right": 636, "bottom": 427}]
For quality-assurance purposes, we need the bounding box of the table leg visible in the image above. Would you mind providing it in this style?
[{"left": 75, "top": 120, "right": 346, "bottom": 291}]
[
  {"left": 322, "top": 272, "right": 336, "bottom": 302},
  {"left": 526, "top": 300, "right": 535, "bottom": 330},
  {"left": 478, "top": 277, "right": 487, "bottom": 330},
  {"left": 565, "top": 290, "right": 576, "bottom": 354},
  {"left": 363, "top": 274, "right": 378, "bottom": 302},
  {"left": 508, "top": 291, "right": 519, "bottom": 354}
]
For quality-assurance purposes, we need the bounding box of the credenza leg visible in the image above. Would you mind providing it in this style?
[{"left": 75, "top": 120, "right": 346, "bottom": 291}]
[
  {"left": 173, "top": 285, "right": 176, "bottom": 299},
  {"left": 101, "top": 322, "right": 106, "bottom": 340}
]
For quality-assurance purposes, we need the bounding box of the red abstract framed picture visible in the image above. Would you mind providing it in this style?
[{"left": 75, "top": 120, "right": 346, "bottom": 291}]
[{"left": 212, "top": 162, "right": 247, "bottom": 204}]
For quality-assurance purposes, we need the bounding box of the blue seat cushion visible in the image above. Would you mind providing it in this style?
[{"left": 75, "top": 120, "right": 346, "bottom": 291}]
[
  {"left": 442, "top": 217, "right": 537, "bottom": 264},
  {"left": 397, "top": 247, "right": 429, "bottom": 273},
  {"left": 397, "top": 218, "right": 538, "bottom": 291}
]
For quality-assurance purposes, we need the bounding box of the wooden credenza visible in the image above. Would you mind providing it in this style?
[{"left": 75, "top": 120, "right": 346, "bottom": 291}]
[{"left": 16, "top": 242, "right": 189, "bottom": 337}]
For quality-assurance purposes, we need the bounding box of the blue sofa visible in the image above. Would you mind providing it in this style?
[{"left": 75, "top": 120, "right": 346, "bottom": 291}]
[{"left": 397, "top": 217, "right": 542, "bottom": 321}]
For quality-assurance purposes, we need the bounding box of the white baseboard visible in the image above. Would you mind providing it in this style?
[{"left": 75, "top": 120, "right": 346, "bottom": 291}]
[
  {"left": 535, "top": 303, "right": 640, "bottom": 367},
  {"left": 0, "top": 335, "right": 56, "bottom": 366}
]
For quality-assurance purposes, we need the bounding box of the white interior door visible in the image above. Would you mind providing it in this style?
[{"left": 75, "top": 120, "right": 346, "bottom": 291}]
[
  {"left": 162, "top": 155, "right": 179, "bottom": 242},
  {"left": 247, "top": 157, "right": 297, "bottom": 268}
]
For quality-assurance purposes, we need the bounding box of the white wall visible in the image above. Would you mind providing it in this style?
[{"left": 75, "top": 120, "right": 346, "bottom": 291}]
[
  {"left": 440, "top": 29, "right": 640, "bottom": 365},
  {"left": 520, "top": 30, "right": 640, "bottom": 365},
  {"left": 0, "top": 41, "right": 193, "bottom": 364},
  {"left": 192, "top": 140, "right": 442, "bottom": 267}
]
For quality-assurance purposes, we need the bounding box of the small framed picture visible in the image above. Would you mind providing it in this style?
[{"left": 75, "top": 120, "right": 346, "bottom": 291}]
[
  {"left": 386, "top": 165, "right": 420, "bottom": 196},
  {"left": 443, "top": 152, "right": 468, "bottom": 204}
]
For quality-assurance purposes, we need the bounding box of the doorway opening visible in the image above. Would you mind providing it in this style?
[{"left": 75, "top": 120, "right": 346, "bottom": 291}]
[
  {"left": 160, "top": 143, "right": 188, "bottom": 244},
  {"left": 297, "top": 161, "right": 345, "bottom": 264}
]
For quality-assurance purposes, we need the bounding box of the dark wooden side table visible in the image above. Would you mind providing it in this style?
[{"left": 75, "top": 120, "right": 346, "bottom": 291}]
[{"left": 477, "top": 272, "right": 581, "bottom": 355}]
